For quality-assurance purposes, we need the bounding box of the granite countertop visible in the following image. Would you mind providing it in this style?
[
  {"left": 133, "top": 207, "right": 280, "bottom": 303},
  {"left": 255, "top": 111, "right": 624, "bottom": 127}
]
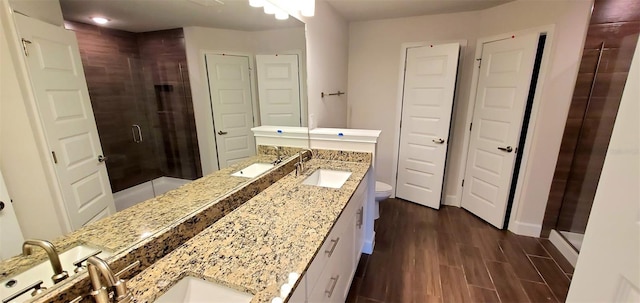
[
  {"left": 0, "top": 154, "right": 281, "bottom": 280},
  {"left": 127, "top": 157, "right": 371, "bottom": 303}
]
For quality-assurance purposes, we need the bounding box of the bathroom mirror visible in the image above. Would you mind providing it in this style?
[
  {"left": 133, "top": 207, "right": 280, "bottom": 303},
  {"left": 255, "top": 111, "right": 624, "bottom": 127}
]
[{"left": 0, "top": 0, "right": 308, "bottom": 298}]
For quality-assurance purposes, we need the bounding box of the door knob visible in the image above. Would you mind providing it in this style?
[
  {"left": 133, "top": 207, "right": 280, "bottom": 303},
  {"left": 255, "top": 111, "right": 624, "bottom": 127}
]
[
  {"left": 497, "top": 146, "right": 513, "bottom": 153},
  {"left": 98, "top": 155, "right": 108, "bottom": 163},
  {"left": 0, "top": 201, "right": 4, "bottom": 212},
  {"left": 217, "top": 130, "right": 228, "bottom": 135},
  {"left": 432, "top": 138, "right": 445, "bottom": 144}
]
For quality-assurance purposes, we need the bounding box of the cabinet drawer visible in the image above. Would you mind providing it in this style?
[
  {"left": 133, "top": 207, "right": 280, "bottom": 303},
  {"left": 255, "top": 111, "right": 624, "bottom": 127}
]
[
  {"left": 305, "top": 209, "right": 350, "bottom": 289},
  {"left": 307, "top": 221, "right": 355, "bottom": 303}
]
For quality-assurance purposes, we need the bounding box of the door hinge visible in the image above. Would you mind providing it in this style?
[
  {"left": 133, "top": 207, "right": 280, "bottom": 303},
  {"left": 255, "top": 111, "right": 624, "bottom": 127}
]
[
  {"left": 21, "top": 38, "right": 32, "bottom": 57},
  {"left": 469, "top": 122, "right": 473, "bottom": 131},
  {"left": 462, "top": 179, "right": 465, "bottom": 187},
  {"left": 476, "top": 58, "right": 482, "bottom": 68},
  {"left": 51, "top": 151, "right": 58, "bottom": 164}
]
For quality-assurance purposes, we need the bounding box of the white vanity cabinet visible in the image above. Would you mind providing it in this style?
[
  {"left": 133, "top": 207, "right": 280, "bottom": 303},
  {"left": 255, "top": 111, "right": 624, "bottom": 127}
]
[{"left": 290, "top": 172, "right": 369, "bottom": 303}]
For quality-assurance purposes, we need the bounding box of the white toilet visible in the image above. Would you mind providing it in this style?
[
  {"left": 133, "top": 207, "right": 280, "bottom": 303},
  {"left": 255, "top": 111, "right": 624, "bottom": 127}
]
[{"left": 374, "top": 181, "right": 392, "bottom": 219}]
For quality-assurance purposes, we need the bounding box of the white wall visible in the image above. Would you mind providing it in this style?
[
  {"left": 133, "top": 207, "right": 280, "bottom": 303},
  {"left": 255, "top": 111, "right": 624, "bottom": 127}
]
[
  {"left": 0, "top": 1, "right": 66, "bottom": 240},
  {"left": 184, "top": 26, "right": 306, "bottom": 174},
  {"left": 294, "top": 0, "right": 349, "bottom": 129},
  {"left": 347, "top": 0, "right": 592, "bottom": 234}
]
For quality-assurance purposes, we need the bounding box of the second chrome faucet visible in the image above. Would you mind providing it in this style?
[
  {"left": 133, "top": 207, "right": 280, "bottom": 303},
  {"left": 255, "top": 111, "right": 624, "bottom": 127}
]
[{"left": 22, "top": 239, "right": 69, "bottom": 284}]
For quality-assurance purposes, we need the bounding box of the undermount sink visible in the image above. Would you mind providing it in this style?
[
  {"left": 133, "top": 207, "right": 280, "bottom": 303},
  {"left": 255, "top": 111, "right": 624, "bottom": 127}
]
[
  {"left": 1, "top": 245, "right": 112, "bottom": 303},
  {"left": 231, "top": 163, "right": 274, "bottom": 178},
  {"left": 302, "top": 169, "right": 352, "bottom": 189},
  {"left": 155, "top": 277, "right": 253, "bottom": 303}
]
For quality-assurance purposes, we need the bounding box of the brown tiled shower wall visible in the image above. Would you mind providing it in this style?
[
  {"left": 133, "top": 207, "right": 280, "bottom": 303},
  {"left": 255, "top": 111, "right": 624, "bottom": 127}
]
[
  {"left": 65, "top": 22, "right": 201, "bottom": 192},
  {"left": 542, "top": 0, "right": 639, "bottom": 237}
]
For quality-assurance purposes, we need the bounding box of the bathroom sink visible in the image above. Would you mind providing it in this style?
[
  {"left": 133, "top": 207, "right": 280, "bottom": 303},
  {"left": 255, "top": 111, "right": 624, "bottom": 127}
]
[
  {"left": 302, "top": 169, "right": 352, "bottom": 189},
  {"left": 155, "top": 276, "right": 253, "bottom": 303},
  {"left": 231, "top": 163, "right": 274, "bottom": 178},
  {"left": 0, "top": 245, "right": 112, "bottom": 303}
]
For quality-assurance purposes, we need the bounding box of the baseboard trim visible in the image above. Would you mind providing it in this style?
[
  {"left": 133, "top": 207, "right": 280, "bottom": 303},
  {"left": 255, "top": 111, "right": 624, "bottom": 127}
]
[
  {"left": 549, "top": 229, "right": 579, "bottom": 267},
  {"left": 509, "top": 220, "right": 542, "bottom": 237},
  {"left": 362, "top": 232, "right": 375, "bottom": 254},
  {"left": 443, "top": 195, "right": 458, "bottom": 206}
]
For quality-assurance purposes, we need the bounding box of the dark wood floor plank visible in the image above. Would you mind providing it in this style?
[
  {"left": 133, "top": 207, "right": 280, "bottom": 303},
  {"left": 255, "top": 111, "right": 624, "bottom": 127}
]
[
  {"left": 516, "top": 236, "right": 551, "bottom": 258},
  {"left": 529, "top": 256, "right": 571, "bottom": 302},
  {"left": 437, "top": 232, "right": 462, "bottom": 267},
  {"left": 440, "top": 265, "right": 472, "bottom": 303},
  {"left": 539, "top": 239, "right": 575, "bottom": 274},
  {"left": 385, "top": 238, "right": 415, "bottom": 303},
  {"left": 469, "top": 286, "right": 501, "bottom": 303},
  {"left": 459, "top": 244, "right": 495, "bottom": 289},
  {"left": 448, "top": 208, "right": 475, "bottom": 244},
  {"left": 355, "top": 254, "right": 369, "bottom": 278},
  {"left": 415, "top": 248, "right": 442, "bottom": 298},
  {"left": 346, "top": 277, "right": 361, "bottom": 303},
  {"left": 357, "top": 296, "right": 384, "bottom": 303},
  {"left": 471, "top": 226, "right": 507, "bottom": 262},
  {"left": 486, "top": 261, "right": 530, "bottom": 303},
  {"left": 357, "top": 251, "right": 388, "bottom": 301},
  {"left": 521, "top": 280, "right": 558, "bottom": 303},
  {"left": 346, "top": 199, "right": 573, "bottom": 303},
  {"left": 499, "top": 239, "right": 544, "bottom": 282}
]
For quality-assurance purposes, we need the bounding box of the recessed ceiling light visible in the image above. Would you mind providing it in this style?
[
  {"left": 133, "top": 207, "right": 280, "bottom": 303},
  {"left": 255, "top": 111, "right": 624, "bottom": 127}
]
[{"left": 91, "top": 17, "right": 110, "bottom": 25}]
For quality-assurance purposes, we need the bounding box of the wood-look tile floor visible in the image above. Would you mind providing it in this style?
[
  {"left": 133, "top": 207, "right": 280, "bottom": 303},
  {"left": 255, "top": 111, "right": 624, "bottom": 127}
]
[{"left": 347, "top": 198, "right": 574, "bottom": 303}]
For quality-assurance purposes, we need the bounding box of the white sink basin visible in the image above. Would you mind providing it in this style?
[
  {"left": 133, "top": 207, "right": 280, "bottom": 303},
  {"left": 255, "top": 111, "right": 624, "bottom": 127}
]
[
  {"left": 155, "top": 277, "right": 253, "bottom": 303},
  {"left": 231, "top": 163, "right": 274, "bottom": 178},
  {"left": 302, "top": 169, "right": 352, "bottom": 189},
  {"left": 1, "top": 245, "right": 112, "bottom": 303}
]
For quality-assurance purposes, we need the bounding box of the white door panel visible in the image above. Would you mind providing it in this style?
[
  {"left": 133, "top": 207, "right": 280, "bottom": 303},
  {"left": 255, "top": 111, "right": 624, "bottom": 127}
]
[
  {"left": 396, "top": 43, "right": 460, "bottom": 209},
  {"left": 567, "top": 37, "right": 640, "bottom": 303},
  {"left": 15, "top": 14, "right": 116, "bottom": 230},
  {"left": 0, "top": 170, "right": 24, "bottom": 260},
  {"left": 206, "top": 54, "right": 256, "bottom": 168},
  {"left": 256, "top": 54, "right": 301, "bottom": 126},
  {"left": 461, "top": 33, "right": 539, "bottom": 228}
]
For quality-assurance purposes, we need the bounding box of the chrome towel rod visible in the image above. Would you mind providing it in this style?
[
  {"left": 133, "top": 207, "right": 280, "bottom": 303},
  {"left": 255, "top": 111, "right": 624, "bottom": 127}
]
[{"left": 321, "top": 91, "right": 345, "bottom": 98}]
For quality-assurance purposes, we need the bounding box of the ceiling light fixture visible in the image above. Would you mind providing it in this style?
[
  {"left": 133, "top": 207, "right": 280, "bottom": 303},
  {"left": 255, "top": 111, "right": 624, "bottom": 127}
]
[
  {"left": 249, "top": 0, "right": 264, "bottom": 7},
  {"left": 248, "top": 0, "right": 314, "bottom": 20},
  {"left": 91, "top": 17, "right": 110, "bottom": 24},
  {"left": 263, "top": 3, "right": 276, "bottom": 14},
  {"left": 275, "top": 9, "right": 289, "bottom": 20}
]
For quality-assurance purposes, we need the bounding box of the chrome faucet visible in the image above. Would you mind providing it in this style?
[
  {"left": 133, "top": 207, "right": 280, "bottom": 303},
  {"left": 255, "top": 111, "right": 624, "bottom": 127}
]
[
  {"left": 22, "top": 239, "right": 69, "bottom": 284},
  {"left": 86, "top": 256, "right": 136, "bottom": 303},
  {"left": 295, "top": 149, "right": 313, "bottom": 176},
  {"left": 273, "top": 146, "right": 283, "bottom": 165}
]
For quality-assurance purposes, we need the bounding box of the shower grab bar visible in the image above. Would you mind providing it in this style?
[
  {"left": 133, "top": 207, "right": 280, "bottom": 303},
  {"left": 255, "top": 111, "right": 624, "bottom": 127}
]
[{"left": 131, "top": 125, "right": 143, "bottom": 143}]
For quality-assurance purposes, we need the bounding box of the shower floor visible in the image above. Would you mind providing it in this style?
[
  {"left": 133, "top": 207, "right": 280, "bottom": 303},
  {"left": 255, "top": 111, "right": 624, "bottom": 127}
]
[{"left": 113, "top": 176, "right": 190, "bottom": 211}]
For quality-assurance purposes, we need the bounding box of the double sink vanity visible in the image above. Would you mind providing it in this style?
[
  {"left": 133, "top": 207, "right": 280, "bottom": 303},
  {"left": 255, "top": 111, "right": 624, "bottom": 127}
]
[{"left": 1, "top": 147, "right": 372, "bottom": 303}]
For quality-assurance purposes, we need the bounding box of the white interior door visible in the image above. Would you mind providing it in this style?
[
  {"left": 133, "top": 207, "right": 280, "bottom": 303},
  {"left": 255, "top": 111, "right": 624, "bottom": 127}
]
[
  {"left": 396, "top": 43, "right": 460, "bottom": 209},
  {"left": 15, "top": 14, "right": 116, "bottom": 230},
  {"left": 566, "top": 37, "right": 640, "bottom": 303},
  {"left": 0, "top": 169, "right": 24, "bottom": 260},
  {"left": 461, "top": 33, "right": 539, "bottom": 228},
  {"left": 256, "top": 54, "right": 302, "bottom": 126},
  {"left": 205, "top": 54, "right": 256, "bottom": 168}
]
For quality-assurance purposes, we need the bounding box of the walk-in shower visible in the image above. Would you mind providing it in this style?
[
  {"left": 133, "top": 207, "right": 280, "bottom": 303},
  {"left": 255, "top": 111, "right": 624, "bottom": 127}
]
[
  {"left": 65, "top": 22, "right": 201, "bottom": 210},
  {"left": 543, "top": 0, "right": 639, "bottom": 265}
]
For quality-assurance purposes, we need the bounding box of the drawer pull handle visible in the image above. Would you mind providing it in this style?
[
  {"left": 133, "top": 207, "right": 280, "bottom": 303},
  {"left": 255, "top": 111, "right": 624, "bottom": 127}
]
[
  {"left": 325, "top": 237, "right": 340, "bottom": 257},
  {"left": 357, "top": 206, "right": 363, "bottom": 228},
  {"left": 325, "top": 275, "right": 340, "bottom": 298}
]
